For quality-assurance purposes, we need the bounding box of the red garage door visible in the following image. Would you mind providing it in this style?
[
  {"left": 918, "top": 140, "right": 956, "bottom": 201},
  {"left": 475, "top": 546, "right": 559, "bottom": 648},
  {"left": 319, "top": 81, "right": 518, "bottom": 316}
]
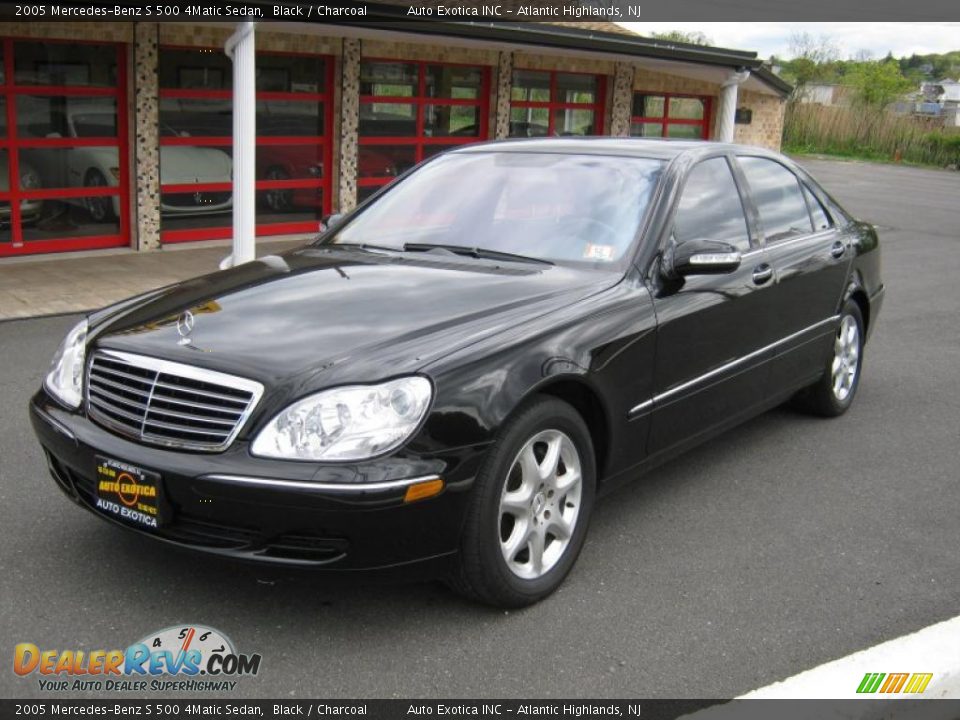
[
  {"left": 0, "top": 38, "right": 128, "bottom": 257},
  {"left": 357, "top": 60, "right": 491, "bottom": 204},
  {"left": 158, "top": 46, "right": 334, "bottom": 243}
]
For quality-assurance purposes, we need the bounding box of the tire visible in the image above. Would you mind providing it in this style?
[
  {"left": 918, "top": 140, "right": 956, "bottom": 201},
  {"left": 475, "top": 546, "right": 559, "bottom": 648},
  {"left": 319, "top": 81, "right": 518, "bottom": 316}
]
[
  {"left": 262, "top": 167, "right": 293, "bottom": 212},
  {"left": 794, "top": 299, "right": 865, "bottom": 417},
  {"left": 84, "top": 170, "right": 115, "bottom": 223},
  {"left": 448, "top": 396, "right": 596, "bottom": 608}
]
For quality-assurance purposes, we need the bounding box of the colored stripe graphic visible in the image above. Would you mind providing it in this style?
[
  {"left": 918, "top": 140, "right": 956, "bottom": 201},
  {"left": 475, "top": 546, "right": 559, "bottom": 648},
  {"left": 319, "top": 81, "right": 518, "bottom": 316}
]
[
  {"left": 903, "top": 673, "right": 933, "bottom": 693},
  {"left": 880, "top": 673, "right": 909, "bottom": 693},
  {"left": 856, "top": 673, "right": 885, "bottom": 693}
]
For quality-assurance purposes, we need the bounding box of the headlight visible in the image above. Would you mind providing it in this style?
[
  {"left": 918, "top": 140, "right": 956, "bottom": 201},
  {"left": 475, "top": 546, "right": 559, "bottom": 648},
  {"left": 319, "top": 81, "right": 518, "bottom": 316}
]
[
  {"left": 44, "top": 318, "right": 88, "bottom": 409},
  {"left": 251, "top": 377, "right": 432, "bottom": 462}
]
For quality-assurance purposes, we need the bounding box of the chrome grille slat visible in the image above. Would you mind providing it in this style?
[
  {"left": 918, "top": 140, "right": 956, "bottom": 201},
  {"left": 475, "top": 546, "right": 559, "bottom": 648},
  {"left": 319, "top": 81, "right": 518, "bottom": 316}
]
[
  {"left": 90, "top": 396, "right": 146, "bottom": 424},
  {"left": 88, "top": 375, "right": 153, "bottom": 400},
  {"left": 143, "top": 418, "right": 230, "bottom": 437},
  {"left": 145, "top": 393, "right": 245, "bottom": 415},
  {"left": 89, "top": 385, "right": 149, "bottom": 412},
  {"left": 89, "top": 366, "right": 157, "bottom": 388},
  {"left": 144, "top": 405, "right": 238, "bottom": 427},
  {"left": 152, "top": 381, "right": 251, "bottom": 405},
  {"left": 86, "top": 351, "right": 263, "bottom": 452}
]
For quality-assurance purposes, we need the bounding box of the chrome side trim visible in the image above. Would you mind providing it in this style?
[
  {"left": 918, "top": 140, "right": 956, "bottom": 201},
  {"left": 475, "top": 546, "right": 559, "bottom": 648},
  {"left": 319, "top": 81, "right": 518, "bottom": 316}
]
[
  {"left": 629, "top": 314, "right": 840, "bottom": 416},
  {"left": 740, "top": 230, "right": 836, "bottom": 260},
  {"left": 86, "top": 349, "right": 264, "bottom": 452},
  {"left": 627, "top": 398, "right": 653, "bottom": 417},
  {"left": 202, "top": 473, "right": 442, "bottom": 494}
]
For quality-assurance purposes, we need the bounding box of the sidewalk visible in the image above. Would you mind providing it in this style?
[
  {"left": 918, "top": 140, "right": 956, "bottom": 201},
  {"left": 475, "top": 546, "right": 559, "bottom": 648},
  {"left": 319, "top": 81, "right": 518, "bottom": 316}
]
[{"left": 0, "top": 237, "right": 306, "bottom": 321}]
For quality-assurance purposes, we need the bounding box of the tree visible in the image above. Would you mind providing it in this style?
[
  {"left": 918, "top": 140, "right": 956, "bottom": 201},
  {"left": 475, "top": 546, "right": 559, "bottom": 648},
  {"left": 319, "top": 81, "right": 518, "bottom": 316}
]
[
  {"left": 784, "top": 32, "right": 839, "bottom": 104},
  {"left": 650, "top": 30, "right": 712, "bottom": 46},
  {"left": 844, "top": 60, "right": 914, "bottom": 112}
]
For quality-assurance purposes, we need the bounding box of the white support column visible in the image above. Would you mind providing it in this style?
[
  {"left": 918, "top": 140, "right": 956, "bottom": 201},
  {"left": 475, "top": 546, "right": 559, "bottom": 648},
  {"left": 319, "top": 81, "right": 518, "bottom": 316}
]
[
  {"left": 715, "top": 70, "right": 750, "bottom": 143},
  {"left": 221, "top": 22, "right": 257, "bottom": 269}
]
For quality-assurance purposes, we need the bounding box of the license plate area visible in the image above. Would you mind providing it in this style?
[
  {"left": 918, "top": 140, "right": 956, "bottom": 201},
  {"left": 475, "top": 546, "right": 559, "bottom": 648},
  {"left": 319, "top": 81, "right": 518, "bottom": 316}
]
[{"left": 94, "top": 456, "right": 166, "bottom": 530}]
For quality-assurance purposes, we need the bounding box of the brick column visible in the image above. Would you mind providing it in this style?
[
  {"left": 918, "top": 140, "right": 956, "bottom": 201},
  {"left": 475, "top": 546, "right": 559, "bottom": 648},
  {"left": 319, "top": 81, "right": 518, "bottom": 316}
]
[
  {"left": 133, "top": 22, "right": 161, "bottom": 251},
  {"left": 338, "top": 38, "right": 361, "bottom": 213},
  {"left": 609, "top": 62, "right": 635, "bottom": 137},
  {"left": 494, "top": 51, "right": 513, "bottom": 140}
]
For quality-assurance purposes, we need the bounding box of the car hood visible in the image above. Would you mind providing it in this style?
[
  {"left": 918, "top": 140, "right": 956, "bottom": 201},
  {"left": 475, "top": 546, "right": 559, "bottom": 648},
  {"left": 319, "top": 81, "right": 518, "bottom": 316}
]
[
  {"left": 159, "top": 146, "right": 232, "bottom": 184},
  {"left": 93, "top": 246, "right": 620, "bottom": 403}
]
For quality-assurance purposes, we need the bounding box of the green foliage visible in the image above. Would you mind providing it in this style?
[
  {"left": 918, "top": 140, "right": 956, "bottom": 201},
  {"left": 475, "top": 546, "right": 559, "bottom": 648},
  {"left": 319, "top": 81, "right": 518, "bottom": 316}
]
[
  {"left": 649, "top": 30, "right": 712, "bottom": 46},
  {"left": 843, "top": 60, "right": 914, "bottom": 111}
]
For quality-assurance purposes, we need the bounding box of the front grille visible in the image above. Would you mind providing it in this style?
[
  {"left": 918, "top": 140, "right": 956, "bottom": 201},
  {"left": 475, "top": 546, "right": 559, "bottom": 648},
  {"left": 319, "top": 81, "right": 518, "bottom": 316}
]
[
  {"left": 86, "top": 350, "right": 263, "bottom": 451},
  {"left": 162, "top": 191, "right": 231, "bottom": 208}
]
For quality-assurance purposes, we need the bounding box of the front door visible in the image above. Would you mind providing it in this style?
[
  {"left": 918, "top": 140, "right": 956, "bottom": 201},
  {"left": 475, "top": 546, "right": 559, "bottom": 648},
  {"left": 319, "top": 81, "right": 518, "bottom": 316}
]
[{"left": 647, "top": 155, "right": 777, "bottom": 456}]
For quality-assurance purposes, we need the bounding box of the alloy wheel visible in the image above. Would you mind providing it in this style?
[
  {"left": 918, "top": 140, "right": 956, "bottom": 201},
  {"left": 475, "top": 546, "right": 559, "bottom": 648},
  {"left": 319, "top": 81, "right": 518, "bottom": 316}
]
[
  {"left": 831, "top": 314, "right": 860, "bottom": 401},
  {"left": 498, "top": 429, "right": 583, "bottom": 580},
  {"left": 85, "top": 172, "right": 109, "bottom": 222}
]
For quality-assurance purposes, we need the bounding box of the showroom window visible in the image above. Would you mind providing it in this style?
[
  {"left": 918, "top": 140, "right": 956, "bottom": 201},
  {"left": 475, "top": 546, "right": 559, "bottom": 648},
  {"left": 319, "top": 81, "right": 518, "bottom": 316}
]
[
  {"left": 0, "top": 38, "right": 128, "bottom": 257},
  {"left": 630, "top": 92, "right": 711, "bottom": 139},
  {"left": 158, "top": 46, "right": 334, "bottom": 242},
  {"left": 509, "top": 70, "right": 606, "bottom": 138},
  {"left": 357, "top": 59, "right": 490, "bottom": 204}
]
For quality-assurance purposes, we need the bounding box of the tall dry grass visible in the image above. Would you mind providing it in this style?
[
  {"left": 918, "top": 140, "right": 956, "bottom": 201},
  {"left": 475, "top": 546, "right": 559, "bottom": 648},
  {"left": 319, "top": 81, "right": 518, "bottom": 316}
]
[{"left": 784, "top": 103, "right": 960, "bottom": 167}]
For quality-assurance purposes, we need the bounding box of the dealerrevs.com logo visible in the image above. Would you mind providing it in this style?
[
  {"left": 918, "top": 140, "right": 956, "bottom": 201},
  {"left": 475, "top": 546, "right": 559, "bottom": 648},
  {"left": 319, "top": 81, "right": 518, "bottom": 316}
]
[{"left": 14, "top": 625, "right": 262, "bottom": 692}]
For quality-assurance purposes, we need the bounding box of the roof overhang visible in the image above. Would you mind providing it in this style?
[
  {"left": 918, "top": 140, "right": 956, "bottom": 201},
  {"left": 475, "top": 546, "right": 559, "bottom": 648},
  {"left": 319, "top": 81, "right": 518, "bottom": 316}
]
[{"left": 247, "top": 5, "right": 792, "bottom": 97}]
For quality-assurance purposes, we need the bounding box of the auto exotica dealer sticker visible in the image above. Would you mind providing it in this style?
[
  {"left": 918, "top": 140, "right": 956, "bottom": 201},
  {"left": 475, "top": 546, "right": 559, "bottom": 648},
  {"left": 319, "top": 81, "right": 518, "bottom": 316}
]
[{"left": 13, "top": 624, "right": 262, "bottom": 692}]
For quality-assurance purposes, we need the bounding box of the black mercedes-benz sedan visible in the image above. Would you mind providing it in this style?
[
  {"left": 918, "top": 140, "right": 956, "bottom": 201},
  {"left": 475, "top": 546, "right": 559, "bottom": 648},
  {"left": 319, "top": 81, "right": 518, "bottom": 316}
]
[{"left": 31, "top": 139, "right": 884, "bottom": 607}]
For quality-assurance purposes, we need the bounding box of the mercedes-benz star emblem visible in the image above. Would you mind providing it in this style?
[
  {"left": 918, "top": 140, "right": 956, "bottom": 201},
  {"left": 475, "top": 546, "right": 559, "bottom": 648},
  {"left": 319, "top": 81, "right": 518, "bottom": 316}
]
[{"left": 176, "top": 310, "right": 195, "bottom": 346}]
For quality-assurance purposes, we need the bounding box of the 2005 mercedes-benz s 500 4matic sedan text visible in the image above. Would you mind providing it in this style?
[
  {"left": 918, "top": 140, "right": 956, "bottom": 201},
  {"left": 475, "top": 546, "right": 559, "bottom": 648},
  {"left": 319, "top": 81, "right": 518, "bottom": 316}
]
[{"left": 31, "top": 139, "right": 884, "bottom": 607}]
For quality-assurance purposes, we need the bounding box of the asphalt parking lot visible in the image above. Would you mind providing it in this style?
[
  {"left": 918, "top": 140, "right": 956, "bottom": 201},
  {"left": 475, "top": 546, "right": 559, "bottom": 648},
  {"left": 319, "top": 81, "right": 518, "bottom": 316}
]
[{"left": 1, "top": 158, "right": 958, "bottom": 700}]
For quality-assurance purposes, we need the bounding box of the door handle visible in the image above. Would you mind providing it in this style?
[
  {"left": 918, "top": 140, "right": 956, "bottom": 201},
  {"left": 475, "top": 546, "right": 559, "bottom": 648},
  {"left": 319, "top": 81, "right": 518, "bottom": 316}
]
[
  {"left": 830, "top": 241, "right": 846, "bottom": 259},
  {"left": 752, "top": 264, "right": 774, "bottom": 285}
]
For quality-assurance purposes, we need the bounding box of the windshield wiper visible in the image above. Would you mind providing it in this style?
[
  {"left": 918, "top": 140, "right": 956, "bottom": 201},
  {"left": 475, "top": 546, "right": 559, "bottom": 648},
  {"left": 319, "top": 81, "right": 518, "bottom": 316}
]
[
  {"left": 324, "top": 241, "right": 402, "bottom": 254},
  {"left": 403, "top": 243, "right": 553, "bottom": 266}
]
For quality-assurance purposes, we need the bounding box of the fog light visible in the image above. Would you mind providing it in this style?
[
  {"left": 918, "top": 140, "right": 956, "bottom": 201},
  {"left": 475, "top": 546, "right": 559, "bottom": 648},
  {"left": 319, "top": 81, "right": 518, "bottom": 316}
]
[{"left": 403, "top": 478, "right": 444, "bottom": 503}]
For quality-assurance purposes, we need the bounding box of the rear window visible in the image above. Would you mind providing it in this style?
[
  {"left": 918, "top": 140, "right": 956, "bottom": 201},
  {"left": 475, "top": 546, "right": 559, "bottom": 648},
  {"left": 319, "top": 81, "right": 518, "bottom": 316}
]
[{"left": 738, "top": 156, "right": 813, "bottom": 242}]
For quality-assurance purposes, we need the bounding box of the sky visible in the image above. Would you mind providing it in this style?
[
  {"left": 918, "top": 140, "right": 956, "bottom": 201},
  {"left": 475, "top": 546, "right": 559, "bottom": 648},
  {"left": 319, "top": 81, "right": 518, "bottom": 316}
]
[{"left": 614, "top": 22, "right": 960, "bottom": 60}]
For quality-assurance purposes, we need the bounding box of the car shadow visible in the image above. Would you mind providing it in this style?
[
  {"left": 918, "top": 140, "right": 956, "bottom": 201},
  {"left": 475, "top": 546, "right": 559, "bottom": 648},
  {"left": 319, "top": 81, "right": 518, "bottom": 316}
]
[{"left": 65, "top": 402, "right": 816, "bottom": 621}]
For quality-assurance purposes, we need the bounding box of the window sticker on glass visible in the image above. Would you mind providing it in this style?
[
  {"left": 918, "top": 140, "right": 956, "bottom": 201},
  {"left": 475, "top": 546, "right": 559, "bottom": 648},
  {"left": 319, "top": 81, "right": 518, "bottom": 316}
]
[{"left": 583, "top": 243, "right": 615, "bottom": 261}]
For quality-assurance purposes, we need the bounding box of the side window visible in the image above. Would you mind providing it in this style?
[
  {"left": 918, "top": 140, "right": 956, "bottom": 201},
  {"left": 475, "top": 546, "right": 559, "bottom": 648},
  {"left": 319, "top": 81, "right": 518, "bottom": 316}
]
[
  {"left": 738, "top": 156, "right": 814, "bottom": 242},
  {"left": 802, "top": 184, "right": 833, "bottom": 231},
  {"left": 673, "top": 157, "right": 751, "bottom": 252}
]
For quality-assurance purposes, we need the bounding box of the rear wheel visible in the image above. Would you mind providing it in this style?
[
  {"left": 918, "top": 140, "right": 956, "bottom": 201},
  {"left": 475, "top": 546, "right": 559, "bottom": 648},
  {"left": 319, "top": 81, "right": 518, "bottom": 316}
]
[
  {"left": 84, "top": 170, "right": 115, "bottom": 223},
  {"left": 794, "top": 299, "right": 865, "bottom": 417},
  {"left": 262, "top": 167, "right": 293, "bottom": 212},
  {"left": 449, "top": 397, "right": 595, "bottom": 607}
]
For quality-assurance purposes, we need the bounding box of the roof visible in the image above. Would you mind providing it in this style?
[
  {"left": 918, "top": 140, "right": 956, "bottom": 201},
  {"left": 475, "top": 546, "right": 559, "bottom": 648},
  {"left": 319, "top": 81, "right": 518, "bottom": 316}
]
[
  {"left": 256, "top": 3, "right": 792, "bottom": 97},
  {"left": 450, "top": 136, "right": 779, "bottom": 160},
  {"left": 542, "top": 21, "right": 640, "bottom": 37}
]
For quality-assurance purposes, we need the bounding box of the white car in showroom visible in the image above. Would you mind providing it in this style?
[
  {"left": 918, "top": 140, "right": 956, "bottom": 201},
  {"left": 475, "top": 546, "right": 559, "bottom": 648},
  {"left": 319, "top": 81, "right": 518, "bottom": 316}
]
[{"left": 20, "top": 107, "right": 233, "bottom": 222}]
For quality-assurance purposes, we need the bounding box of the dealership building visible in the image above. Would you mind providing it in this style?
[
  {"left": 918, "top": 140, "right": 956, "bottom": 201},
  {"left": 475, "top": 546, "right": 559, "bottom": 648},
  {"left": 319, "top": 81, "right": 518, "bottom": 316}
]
[{"left": 0, "top": 15, "right": 790, "bottom": 258}]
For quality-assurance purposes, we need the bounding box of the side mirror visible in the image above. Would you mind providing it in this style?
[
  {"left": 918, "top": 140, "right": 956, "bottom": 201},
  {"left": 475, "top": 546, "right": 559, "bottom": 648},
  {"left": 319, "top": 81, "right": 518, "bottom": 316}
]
[
  {"left": 662, "top": 239, "right": 742, "bottom": 279},
  {"left": 319, "top": 212, "right": 344, "bottom": 233}
]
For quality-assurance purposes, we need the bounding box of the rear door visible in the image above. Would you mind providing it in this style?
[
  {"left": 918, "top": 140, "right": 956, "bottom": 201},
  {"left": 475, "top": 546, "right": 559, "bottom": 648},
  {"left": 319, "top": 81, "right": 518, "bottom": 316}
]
[
  {"left": 647, "top": 155, "right": 776, "bottom": 456},
  {"left": 734, "top": 155, "right": 851, "bottom": 394}
]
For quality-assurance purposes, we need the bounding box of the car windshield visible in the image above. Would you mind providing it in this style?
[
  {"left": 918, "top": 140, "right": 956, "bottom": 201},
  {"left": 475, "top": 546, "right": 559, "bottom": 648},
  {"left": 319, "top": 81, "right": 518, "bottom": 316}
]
[{"left": 326, "top": 151, "right": 665, "bottom": 266}]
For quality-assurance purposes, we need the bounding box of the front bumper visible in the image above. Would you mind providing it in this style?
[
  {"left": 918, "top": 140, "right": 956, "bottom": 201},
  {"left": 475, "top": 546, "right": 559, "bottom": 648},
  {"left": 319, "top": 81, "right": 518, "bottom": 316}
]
[{"left": 30, "top": 391, "right": 487, "bottom": 572}]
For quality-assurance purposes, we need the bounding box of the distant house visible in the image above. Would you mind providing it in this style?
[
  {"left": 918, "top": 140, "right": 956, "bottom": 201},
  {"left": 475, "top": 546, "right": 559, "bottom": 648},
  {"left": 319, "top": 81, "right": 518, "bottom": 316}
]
[
  {"left": 797, "top": 83, "right": 851, "bottom": 106},
  {"left": 917, "top": 80, "right": 960, "bottom": 127}
]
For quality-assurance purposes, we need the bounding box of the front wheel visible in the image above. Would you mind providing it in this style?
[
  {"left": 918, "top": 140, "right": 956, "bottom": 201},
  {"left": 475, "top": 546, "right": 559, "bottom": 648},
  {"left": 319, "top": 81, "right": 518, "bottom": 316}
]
[
  {"left": 449, "top": 397, "right": 596, "bottom": 607},
  {"left": 795, "top": 299, "right": 865, "bottom": 417}
]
